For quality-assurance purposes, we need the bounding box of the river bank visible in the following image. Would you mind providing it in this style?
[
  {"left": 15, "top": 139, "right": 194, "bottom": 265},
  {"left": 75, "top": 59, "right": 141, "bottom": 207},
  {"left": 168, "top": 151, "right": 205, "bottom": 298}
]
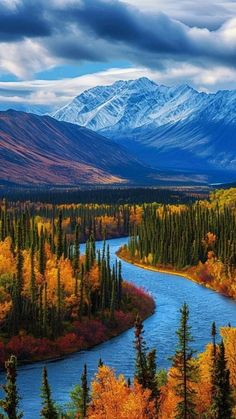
[
  {"left": 1, "top": 237, "right": 236, "bottom": 419},
  {"left": 0, "top": 280, "right": 155, "bottom": 370},
  {"left": 117, "top": 247, "right": 236, "bottom": 301}
]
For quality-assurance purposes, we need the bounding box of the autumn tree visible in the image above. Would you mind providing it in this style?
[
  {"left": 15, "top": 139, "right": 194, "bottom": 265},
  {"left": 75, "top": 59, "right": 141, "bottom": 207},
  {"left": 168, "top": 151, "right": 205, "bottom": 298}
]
[{"left": 88, "top": 365, "right": 155, "bottom": 419}]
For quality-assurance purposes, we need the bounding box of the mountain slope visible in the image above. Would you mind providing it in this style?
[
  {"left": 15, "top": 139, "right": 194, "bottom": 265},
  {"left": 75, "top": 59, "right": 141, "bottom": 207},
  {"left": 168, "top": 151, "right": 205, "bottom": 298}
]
[
  {"left": 53, "top": 78, "right": 236, "bottom": 181},
  {"left": 0, "top": 110, "right": 163, "bottom": 186}
]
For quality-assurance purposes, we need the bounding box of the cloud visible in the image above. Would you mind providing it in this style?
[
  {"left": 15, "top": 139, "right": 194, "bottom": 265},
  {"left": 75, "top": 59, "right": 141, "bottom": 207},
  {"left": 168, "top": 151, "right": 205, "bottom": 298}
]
[
  {"left": 0, "top": 0, "right": 236, "bottom": 93},
  {"left": 0, "top": 0, "right": 51, "bottom": 41},
  {"left": 123, "top": 0, "right": 236, "bottom": 29},
  {"left": 0, "top": 39, "right": 56, "bottom": 78},
  {"left": 1, "top": 65, "right": 236, "bottom": 113}
]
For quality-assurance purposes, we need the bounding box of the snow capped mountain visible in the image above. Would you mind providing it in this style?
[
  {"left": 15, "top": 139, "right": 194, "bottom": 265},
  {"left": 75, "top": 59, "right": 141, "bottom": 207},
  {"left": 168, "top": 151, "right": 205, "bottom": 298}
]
[
  {"left": 52, "top": 77, "right": 236, "bottom": 180},
  {"left": 53, "top": 77, "right": 205, "bottom": 131}
]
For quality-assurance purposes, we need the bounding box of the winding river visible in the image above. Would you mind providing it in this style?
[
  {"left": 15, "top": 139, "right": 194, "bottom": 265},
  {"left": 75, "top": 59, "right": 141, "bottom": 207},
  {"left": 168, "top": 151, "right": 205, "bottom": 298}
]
[{"left": 1, "top": 237, "right": 236, "bottom": 418}]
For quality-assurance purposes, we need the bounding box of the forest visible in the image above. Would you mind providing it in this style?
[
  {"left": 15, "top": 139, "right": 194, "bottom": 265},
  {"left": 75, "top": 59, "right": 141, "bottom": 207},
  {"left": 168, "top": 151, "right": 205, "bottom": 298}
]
[
  {"left": 0, "top": 304, "right": 236, "bottom": 418},
  {"left": 0, "top": 200, "right": 154, "bottom": 366},
  {"left": 119, "top": 188, "right": 236, "bottom": 299},
  {"left": 0, "top": 188, "right": 235, "bottom": 418}
]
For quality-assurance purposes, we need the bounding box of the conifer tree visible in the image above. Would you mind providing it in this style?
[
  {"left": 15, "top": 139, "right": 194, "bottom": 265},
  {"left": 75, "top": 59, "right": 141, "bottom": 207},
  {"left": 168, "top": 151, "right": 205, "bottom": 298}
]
[
  {"left": 0, "top": 355, "right": 22, "bottom": 419},
  {"left": 40, "top": 367, "right": 58, "bottom": 419},
  {"left": 30, "top": 242, "right": 36, "bottom": 303},
  {"left": 73, "top": 224, "right": 80, "bottom": 276},
  {"left": 134, "top": 315, "right": 148, "bottom": 388},
  {"left": 146, "top": 349, "right": 159, "bottom": 408},
  {"left": 79, "top": 364, "right": 89, "bottom": 419},
  {"left": 39, "top": 226, "right": 46, "bottom": 276},
  {"left": 171, "top": 303, "right": 198, "bottom": 419},
  {"left": 56, "top": 267, "right": 63, "bottom": 335},
  {"left": 56, "top": 211, "right": 63, "bottom": 260},
  {"left": 210, "top": 340, "right": 232, "bottom": 419},
  {"left": 212, "top": 321, "right": 217, "bottom": 360}
]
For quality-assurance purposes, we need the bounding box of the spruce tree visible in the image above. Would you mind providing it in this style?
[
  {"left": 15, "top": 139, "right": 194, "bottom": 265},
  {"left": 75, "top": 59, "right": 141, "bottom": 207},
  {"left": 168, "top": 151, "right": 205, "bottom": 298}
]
[
  {"left": 39, "top": 226, "right": 46, "bottom": 276},
  {"left": 210, "top": 340, "right": 232, "bottom": 419},
  {"left": 40, "top": 367, "right": 58, "bottom": 419},
  {"left": 170, "top": 303, "right": 198, "bottom": 419},
  {"left": 30, "top": 242, "right": 36, "bottom": 303},
  {"left": 146, "top": 348, "right": 159, "bottom": 410},
  {"left": 56, "top": 211, "right": 63, "bottom": 260},
  {"left": 79, "top": 364, "right": 89, "bottom": 419},
  {"left": 211, "top": 321, "right": 217, "bottom": 353},
  {"left": 0, "top": 355, "right": 22, "bottom": 419},
  {"left": 134, "top": 315, "right": 148, "bottom": 388}
]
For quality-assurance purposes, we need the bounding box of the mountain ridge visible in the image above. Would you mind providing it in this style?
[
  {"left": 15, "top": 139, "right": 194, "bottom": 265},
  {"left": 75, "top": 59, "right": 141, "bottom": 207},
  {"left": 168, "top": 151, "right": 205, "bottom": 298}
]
[{"left": 52, "top": 77, "right": 236, "bottom": 181}]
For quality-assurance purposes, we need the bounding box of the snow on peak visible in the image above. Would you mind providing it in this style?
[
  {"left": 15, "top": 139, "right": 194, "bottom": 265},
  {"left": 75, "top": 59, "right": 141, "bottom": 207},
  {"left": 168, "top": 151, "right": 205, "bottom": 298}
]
[{"left": 52, "top": 77, "right": 236, "bottom": 133}]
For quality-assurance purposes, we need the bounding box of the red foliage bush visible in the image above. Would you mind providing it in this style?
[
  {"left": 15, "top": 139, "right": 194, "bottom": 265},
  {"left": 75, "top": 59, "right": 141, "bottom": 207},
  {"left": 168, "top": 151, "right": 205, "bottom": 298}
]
[
  {"left": 73, "top": 319, "right": 107, "bottom": 346},
  {"left": 56, "top": 332, "right": 85, "bottom": 353}
]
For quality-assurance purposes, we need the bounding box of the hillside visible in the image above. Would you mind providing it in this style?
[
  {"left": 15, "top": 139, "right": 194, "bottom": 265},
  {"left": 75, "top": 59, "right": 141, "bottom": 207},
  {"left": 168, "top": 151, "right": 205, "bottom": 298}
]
[
  {"left": 53, "top": 77, "right": 236, "bottom": 182},
  {"left": 0, "top": 110, "right": 161, "bottom": 186}
]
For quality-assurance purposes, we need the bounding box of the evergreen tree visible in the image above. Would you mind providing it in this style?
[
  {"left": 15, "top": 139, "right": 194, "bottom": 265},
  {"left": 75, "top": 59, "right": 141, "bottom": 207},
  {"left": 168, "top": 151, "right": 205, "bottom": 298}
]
[
  {"left": 134, "top": 315, "right": 148, "bottom": 388},
  {"left": 0, "top": 355, "right": 22, "bottom": 419},
  {"left": 146, "top": 349, "right": 159, "bottom": 409},
  {"left": 56, "top": 267, "right": 63, "bottom": 335},
  {"left": 30, "top": 242, "right": 36, "bottom": 303},
  {"left": 212, "top": 321, "right": 217, "bottom": 360},
  {"left": 40, "top": 367, "right": 58, "bottom": 419},
  {"left": 39, "top": 226, "right": 46, "bottom": 276},
  {"left": 56, "top": 211, "right": 63, "bottom": 260},
  {"left": 79, "top": 364, "right": 89, "bottom": 419},
  {"left": 210, "top": 340, "right": 232, "bottom": 419},
  {"left": 170, "top": 303, "right": 198, "bottom": 419}
]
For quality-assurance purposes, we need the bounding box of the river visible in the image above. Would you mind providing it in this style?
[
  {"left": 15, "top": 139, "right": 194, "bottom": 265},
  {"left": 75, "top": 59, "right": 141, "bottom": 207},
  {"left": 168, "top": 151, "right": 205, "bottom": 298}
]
[{"left": 0, "top": 237, "right": 236, "bottom": 418}]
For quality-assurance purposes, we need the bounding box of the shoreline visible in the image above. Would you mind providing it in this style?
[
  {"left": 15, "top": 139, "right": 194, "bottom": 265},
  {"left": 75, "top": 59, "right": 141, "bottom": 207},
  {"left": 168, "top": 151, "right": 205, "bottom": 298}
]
[
  {"left": 117, "top": 249, "right": 235, "bottom": 301},
  {"left": 0, "top": 281, "right": 155, "bottom": 371}
]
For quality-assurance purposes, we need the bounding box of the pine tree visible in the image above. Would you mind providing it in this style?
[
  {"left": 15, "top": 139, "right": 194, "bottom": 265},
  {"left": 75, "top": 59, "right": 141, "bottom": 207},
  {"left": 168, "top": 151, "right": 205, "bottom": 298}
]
[
  {"left": 39, "top": 226, "right": 46, "bottom": 276},
  {"left": 0, "top": 355, "right": 22, "bottom": 419},
  {"left": 30, "top": 242, "right": 36, "bottom": 303},
  {"left": 210, "top": 340, "right": 232, "bottom": 419},
  {"left": 212, "top": 321, "right": 217, "bottom": 360},
  {"left": 56, "top": 211, "right": 63, "bottom": 260},
  {"left": 80, "top": 364, "right": 89, "bottom": 419},
  {"left": 73, "top": 224, "right": 80, "bottom": 276},
  {"left": 40, "top": 367, "right": 58, "bottom": 419},
  {"left": 56, "top": 267, "right": 63, "bottom": 335},
  {"left": 146, "top": 349, "right": 159, "bottom": 409},
  {"left": 134, "top": 315, "right": 148, "bottom": 388},
  {"left": 170, "top": 303, "right": 198, "bottom": 419}
]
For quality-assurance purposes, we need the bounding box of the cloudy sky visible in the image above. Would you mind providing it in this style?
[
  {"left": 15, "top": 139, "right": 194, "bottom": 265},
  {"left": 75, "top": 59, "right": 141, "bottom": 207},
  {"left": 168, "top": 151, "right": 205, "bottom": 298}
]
[{"left": 1, "top": 0, "right": 236, "bottom": 111}]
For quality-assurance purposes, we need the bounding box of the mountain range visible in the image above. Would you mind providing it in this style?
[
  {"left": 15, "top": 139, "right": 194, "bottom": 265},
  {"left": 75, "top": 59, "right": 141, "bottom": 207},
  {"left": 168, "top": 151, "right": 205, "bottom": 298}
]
[
  {"left": 0, "top": 110, "right": 161, "bottom": 186},
  {"left": 53, "top": 77, "right": 236, "bottom": 182},
  {"left": 0, "top": 77, "right": 235, "bottom": 187}
]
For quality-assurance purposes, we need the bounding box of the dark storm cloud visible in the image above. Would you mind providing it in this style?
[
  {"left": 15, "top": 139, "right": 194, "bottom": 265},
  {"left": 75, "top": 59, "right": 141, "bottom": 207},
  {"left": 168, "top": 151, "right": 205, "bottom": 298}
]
[
  {"left": 0, "top": 1, "right": 51, "bottom": 41},
  {"left": 1, "top": 0, "right": 236, "bottom": 74},
  {"left": 55, "top": 0, "right": 191, "bottom": 56}
]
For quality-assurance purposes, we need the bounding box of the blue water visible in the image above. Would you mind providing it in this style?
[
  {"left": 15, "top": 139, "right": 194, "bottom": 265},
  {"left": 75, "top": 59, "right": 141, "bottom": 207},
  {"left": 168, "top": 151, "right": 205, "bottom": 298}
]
[{"left": 0, "top": 237, "right": 236, "bottom": 418}]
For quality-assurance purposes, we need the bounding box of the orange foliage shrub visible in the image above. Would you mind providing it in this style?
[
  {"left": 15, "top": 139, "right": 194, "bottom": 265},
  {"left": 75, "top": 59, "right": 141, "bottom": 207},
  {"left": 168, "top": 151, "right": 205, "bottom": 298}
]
[{"left": 88, "top": 366, "right": 155, "bottom": 419}]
